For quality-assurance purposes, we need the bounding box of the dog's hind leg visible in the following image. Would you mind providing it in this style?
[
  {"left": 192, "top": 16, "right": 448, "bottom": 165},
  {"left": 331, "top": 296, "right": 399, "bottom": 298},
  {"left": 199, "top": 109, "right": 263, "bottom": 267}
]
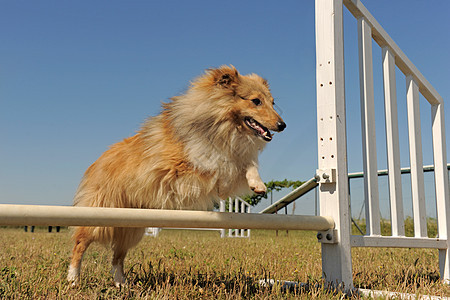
[
  {"left": 111, "top": 227, "right": 145, "bottom": 287},
  {"left": 111, "top": 247, "right": 127, "bottom": 287},
  {"left": 68, "top": 227, "right": 93, "bottom": 286}
]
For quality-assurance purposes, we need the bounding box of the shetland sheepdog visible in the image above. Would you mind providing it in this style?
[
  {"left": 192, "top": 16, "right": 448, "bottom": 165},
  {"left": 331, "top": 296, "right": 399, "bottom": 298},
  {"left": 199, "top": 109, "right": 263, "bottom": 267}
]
[{"left": 67, "top": 65, "right": 286, "bottom": 286}]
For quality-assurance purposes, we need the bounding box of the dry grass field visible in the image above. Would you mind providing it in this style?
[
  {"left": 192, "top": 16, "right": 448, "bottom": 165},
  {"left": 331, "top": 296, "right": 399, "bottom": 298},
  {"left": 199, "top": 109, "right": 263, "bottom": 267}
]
[{"left": 0, "top": 224, "right": 449, "bottom": 299}]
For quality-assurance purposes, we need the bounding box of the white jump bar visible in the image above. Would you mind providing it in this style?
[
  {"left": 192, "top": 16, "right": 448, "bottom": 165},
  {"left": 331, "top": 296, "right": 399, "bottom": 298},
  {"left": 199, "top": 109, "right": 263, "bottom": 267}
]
[{"left": 0, "top": 204, "right": 335, "bottom": 231}]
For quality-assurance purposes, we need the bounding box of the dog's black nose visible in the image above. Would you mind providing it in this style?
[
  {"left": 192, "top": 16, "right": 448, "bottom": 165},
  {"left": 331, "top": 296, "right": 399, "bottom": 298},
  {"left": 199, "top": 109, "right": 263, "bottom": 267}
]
[{"left": 277, "top": 121, "right": 286, "bottom": 132}]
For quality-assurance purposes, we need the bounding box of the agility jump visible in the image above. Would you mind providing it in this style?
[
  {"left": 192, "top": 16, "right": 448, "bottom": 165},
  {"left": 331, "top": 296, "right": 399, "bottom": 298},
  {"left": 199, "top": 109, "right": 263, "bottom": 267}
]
[{"left": 0, "top": 0, "right": 448, "bottom": 291}]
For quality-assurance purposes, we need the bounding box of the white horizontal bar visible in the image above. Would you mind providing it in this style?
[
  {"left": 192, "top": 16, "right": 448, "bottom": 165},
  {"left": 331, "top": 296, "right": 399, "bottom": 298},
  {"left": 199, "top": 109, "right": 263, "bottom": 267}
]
[
  {"left": 0, "top": 204, "right": 334, "bottom": 231},
  {"left": 351, "top": 235, "right": 447, "bottom": 249},
  {"left": 358, "top": 289, "right": 443, "bottom": 300},
  {"left": 348, "top": 163, "right": 450, "bottom": 178},
  {"left": 259, "top": 177, "right": 318, "bottom": 214},
  {"left": 160, "top": 228, "right": 222, "bottom": 231}
]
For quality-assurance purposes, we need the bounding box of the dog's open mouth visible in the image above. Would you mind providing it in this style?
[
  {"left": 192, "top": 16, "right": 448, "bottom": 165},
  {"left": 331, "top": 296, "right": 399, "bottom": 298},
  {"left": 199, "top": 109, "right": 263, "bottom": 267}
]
[{"left": 244, "top": 117, "right": 273, "bottom": 142}]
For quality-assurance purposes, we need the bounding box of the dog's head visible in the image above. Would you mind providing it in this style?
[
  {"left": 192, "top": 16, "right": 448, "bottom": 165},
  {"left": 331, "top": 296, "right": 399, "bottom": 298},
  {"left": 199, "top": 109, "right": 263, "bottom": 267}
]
[{"left": 204, "top": 65, "right": 286, "bottom": 142}]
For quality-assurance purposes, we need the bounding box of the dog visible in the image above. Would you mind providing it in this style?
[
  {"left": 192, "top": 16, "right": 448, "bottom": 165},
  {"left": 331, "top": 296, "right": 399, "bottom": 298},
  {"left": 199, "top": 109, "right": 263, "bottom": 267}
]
[{"left": 67, "top": 65, "right": 286, "bottom": 286}]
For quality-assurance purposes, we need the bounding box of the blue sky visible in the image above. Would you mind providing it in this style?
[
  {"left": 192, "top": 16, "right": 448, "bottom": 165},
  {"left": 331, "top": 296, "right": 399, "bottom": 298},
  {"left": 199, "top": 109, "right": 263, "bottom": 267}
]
[{"left": 0, "top": 1, "right": 449, "bottom": 219}]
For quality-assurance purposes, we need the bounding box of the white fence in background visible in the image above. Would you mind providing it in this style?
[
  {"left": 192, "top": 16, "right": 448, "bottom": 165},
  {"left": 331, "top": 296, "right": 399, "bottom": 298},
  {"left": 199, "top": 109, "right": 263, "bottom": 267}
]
[
  {"left": 315, "top": 0, "right": 449, "bottom": 287},
  {"left": 145, "top": 197, "right": 252, "bottom": 238},
  {"left": 221, "top": 197, "right": 251, "bottom": 238},
  {"left": 145, "top": 227, "right": 162, "bottom": 237}
]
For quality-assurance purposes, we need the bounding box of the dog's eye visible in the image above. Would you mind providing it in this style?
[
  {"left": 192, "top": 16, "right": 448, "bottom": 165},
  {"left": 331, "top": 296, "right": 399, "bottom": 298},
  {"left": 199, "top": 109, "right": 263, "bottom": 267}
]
[{"left": 251, "top": 98, "right": 262, "bottom": 106}]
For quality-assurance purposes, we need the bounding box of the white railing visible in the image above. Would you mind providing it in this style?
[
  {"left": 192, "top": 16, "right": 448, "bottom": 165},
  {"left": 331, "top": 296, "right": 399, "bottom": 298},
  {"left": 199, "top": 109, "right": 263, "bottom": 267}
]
[
  {"left": 145, "top": 197, "right": 253, "bottom": 238},
  {"left": 315, "top": 0, "right": 449, "bottom": 287},
  {"left": 348, "top": 0, "right": 449, "bottom": 256},
  {"left": 220, "top": 197, "right": 252, "bottom": 238}
]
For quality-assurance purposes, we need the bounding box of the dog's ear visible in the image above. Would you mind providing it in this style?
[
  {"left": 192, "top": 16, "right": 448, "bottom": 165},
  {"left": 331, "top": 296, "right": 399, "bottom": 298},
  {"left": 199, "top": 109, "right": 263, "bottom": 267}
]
[
  {"left": 212, "top": 65, "right": 240, "bottom": 89},
  {"left": 262, "top": 78, "right": 270, "bottom": 89},
  {"left": 217, "top": 73, "right": 235, "bottom": 86}
]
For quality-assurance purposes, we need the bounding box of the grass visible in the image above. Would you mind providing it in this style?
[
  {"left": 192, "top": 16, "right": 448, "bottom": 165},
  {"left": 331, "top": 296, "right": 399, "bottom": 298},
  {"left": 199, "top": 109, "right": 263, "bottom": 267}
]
[{"left": 0, "top": 226, "right": 449, "bottom": 299}]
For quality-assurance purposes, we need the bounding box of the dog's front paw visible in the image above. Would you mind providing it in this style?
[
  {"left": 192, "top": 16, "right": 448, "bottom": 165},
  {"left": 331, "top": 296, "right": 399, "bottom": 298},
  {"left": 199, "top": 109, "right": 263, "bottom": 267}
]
[{"left": 249, "top": 181, "right": 267, "bottom": 195}]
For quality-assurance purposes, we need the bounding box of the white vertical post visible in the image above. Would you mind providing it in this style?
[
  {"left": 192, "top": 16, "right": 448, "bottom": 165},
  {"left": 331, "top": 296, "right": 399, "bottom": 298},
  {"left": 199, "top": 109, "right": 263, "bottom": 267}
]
[
  {"left": 358, "top": 17, "right": 381, "bottom": 235},
  {"left": 431, "top": 102, "right": 450, "bottom": 284},
  {"left": 219, "top": 200, "right": 226, "bottom": 238},
  {"left": 382, "top": 47, "right": 405, "bottom": 236},
  {"left": 241, "top": 201, "right": 245, "bottom": 237},
  {"left": 247, "top": 205, "right": 251, "bottom": 238},
  {"left": 228, "top": 198, "right": 232, "bottom": 237},
  {"left": 406, "top": 76, "right": 427, "bottom": 238},
  {"left": 316, "top": 0, "right": 353, "bottom": 289},
  {"left": 358, "top": 17, "right": 381, "bottom": 236},
  {"left": 235, "top": 198, "right": 239, "bottom": 237}
]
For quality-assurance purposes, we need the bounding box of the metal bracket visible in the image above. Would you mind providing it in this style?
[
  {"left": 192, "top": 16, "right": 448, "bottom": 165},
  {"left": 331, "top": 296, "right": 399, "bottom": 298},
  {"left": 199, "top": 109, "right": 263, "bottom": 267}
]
[
  {"left": 317, "top": 229, "right": 338, "bottom": 244},
  {"left": 315, "top": 168, "right": 336, "bottom": 184}
]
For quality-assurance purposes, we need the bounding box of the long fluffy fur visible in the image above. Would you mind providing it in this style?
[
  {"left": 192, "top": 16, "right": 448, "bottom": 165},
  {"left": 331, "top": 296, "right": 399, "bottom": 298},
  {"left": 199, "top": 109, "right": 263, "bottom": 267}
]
[{"left": 68, "top": 65, "right": 285, "bottom": 286}]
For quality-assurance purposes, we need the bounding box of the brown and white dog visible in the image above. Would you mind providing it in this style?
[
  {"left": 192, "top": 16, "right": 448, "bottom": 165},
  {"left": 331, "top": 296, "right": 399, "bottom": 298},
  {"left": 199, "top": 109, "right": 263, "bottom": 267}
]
[{"left": 67, "top": 65, "right": 286, "bottom": 286}]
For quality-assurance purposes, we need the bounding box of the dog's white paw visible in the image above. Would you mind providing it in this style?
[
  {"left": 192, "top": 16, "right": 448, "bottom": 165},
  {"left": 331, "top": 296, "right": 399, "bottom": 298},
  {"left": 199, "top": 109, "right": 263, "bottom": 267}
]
[
  {"left": 67, "top": 265, "right": 80, "bottom": 287},
  {"left": 249, "top": 180, "right": 267, "bottom": 195},
  {"left": 112, "top": 265, "right": 126, "bottom": 288},
  {"left": 114, "top": 281, "right": 127, "bottom": 288}
]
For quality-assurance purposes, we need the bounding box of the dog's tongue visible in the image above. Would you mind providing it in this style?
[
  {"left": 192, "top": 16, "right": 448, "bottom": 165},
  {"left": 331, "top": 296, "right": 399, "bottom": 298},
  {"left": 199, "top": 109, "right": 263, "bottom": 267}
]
[
  {"left": 256, "top": 125, "right": 266, "bottom": 135},
  {"left": 250, "top": 119, "right": 264, "bottom": 134},
  {"left": 254, "top": 122, "right": 272, "bottom": 139},
  {"left": 247, "top": 118, "right": 272, "bottom": 141}
]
